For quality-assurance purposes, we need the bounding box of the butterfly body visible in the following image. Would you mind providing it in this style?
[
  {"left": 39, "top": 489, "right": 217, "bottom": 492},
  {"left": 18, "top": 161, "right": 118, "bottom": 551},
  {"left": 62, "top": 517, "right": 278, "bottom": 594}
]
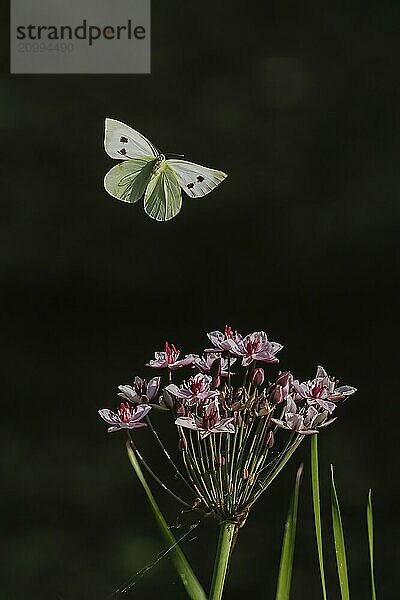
[
  {"left": 151, "top": 154, "right": 166, "bottom": 176},
  {"left": 104, "top": 119, "right": 227, "bottom": 221}
]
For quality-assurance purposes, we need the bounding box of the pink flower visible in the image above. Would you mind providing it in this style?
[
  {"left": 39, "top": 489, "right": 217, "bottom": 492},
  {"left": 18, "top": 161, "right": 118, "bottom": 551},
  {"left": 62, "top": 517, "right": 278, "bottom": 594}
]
[
  {"left": 166, "top": 373, "right": 219, "bottom": 406},
  {"left": 194, "top": 353, "right": 236, "bottom": 377},
  {"left": 118, "top": 376, "right": 160, "bottom": 404},
  {"left": 235, "top": 331, "right": 282, "bottom": 367},
  {"left": 293, "top": 366, "right": 356, "bottom": 414},
  {"left": 207, "top": 328, "right": 282, "bottom": 366},
  {"left": 98, "top": 402, "right": 151, "bottom": 432},
  {"left": 146, "top": 342, "right": 195, "bottom": 370},
  {"left": 272, "top": 397, "right": 336, "bottom": 435},
  {"left": 175, "top": 400, "right": 235, "bottom": 439},
  {"left": 206, "top": 326, "right": 243, "bottom": 353}
]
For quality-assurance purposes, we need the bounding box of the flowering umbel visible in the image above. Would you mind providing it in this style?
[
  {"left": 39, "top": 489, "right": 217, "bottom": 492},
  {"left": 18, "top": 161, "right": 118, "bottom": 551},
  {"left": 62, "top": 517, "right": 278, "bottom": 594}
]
[{"left": 99, "top": 327, "right": 355, "bottom": 523}]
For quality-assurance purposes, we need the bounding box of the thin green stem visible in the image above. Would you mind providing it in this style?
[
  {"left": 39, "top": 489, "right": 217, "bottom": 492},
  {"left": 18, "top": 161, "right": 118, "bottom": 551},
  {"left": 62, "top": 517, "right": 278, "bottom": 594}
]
[
  {"left": 187, "top": 431, "right": 215, "bottom": 507},
  {"left": 232, "top": 413, "right": 252, "bottom": 509},
  {"left": 227, "top": 354, "right": 232, "bottom": 388},
  {"left": 246, "top": 435, "right": 304, "bottom": 508},
  {"left": 240, "top": 417, "right": 269, "bottom": 504},
  {"left": 127, "top": 437, "right": 192, "bottom": 509},
  {"left": 210, "top": 435, "right": 224, "bottom": 507},
  {"left": 179, "top": 438, "right": 211, "bottom": 509},
  {"left": 227, "top": 421, "right": 238, "bottom": 512},
  {"left": 146, "top": 416, "right": 196, "bottom": 494},
  {"left": 201, "top": 433, "right": 219, "bottom": 506},
  {"left": 209, "top": 521, "right": 236, "bottom": 600}
]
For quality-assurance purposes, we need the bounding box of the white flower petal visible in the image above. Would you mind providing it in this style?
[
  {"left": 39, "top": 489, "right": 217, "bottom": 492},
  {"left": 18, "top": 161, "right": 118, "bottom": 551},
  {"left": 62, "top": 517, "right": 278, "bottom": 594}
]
[
  {"left": 175, "top": 416, "right": 199, "bottom": 431},
  {"left": 98, "top": 409, "right": 118, "bottom": 425},
  {"left": 147, "top": 377, "right": 161, "bottom": 400},
  {"left": 316, "top": 365, "right": 328, "bottom": 378},
  {"left": 131, "top": 404, "right": 151, "bottom": 421}
]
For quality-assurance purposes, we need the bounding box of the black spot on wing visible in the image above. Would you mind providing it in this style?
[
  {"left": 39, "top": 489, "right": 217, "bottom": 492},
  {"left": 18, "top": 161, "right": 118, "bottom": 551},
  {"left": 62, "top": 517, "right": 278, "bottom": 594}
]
[
  {"left": 187, "top": 183, "right": 195, "bottom": 189},
  {"left": 119, "top": 148, "right": 127, "bottom": 155},
  {"left": 197, "top": 176, "right": 205, "bottom": 182},
  {"left": 120, "top": 136, "right": 128, "bottom": 143}
]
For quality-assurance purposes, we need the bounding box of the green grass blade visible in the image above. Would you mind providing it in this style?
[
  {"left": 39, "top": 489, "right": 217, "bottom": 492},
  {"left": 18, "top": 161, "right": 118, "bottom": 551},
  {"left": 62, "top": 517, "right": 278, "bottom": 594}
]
[
  {"left": 330, "top": 465, "right": 350, "bottom": 600},
  {"left": 275, "top": 464, "right": 303, "bottom": 600},
  {"left": 126, "top": 441, "right": 207, "bottom": 600},
  {"left": 367, "top": 490, "right": 377, "bottom": 600},
  {"left": 311, "top": 435, "right": 328, "bottom": 600}
]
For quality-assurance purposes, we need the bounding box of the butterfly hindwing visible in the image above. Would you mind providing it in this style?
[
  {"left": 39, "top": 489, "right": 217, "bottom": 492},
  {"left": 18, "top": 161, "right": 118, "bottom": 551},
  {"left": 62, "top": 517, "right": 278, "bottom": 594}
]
[
  {"left": 167, "top": 159, "right": 227, "bottom": 198},
  {"left": 104, "top": 156, "right": 157, "bottom": 203},
  {"left": 104, "top": 118, "right": 158, "bottom": 160},
  {"left": 144, "top": 162, "right": 182, "bottom": 221}
]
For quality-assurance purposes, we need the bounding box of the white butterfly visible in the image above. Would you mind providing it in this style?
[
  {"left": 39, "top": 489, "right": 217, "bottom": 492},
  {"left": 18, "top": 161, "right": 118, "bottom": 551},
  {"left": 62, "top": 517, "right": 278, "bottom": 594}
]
[{"left": 103, "top": 118, "right": 227, "bottom": 221}]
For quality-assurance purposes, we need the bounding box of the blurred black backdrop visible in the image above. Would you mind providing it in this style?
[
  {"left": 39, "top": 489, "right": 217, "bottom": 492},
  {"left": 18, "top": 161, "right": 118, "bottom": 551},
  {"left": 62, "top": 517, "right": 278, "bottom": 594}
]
[{"left": 2, "top": 1, "right": 400, "bottom": 599}]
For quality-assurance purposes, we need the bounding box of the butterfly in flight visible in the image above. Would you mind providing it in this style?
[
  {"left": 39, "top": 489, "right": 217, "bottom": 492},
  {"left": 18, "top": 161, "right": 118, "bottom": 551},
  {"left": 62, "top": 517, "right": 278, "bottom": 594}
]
[{"left": 103, "top": 118, "right": 227, "bottom": 221}]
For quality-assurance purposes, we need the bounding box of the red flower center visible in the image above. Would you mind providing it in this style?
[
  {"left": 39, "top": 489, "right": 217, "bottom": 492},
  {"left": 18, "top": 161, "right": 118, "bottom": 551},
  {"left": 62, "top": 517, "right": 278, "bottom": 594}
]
[
  {"left": 203, "top": 408, "right": 218, "bottom": 430},
  {"left": 134, "top": 380, "right": 146, "bottom": 396},
  {"left": 244, "top": 337, "right": 262, "bottom": 354},
  {"left": 311, "top": 383, "right": 325, "bottom": 398},
  {"left": 224, "top": 325, "right": 234, "bottom": 339},
  {"left": 118, "top": 402, "right": 133, "bottom": 422},
  {"left": 165, "top": 341, "right": 180, "bottom": 364}
]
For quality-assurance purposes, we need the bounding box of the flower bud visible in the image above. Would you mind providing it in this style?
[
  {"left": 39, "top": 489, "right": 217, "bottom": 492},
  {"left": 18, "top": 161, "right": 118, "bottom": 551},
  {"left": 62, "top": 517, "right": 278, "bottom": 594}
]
[
  {"left": 275, "top": 371, "right": 292, "bottom": 395},
  {"left": 266, "top": 430, "right": 274, "bottom": 448},
  {"left": 210, "top": 357, "right": 221, "bottom": 388},
  {"left": 252, "top": 367, "right": 265, "bottom": 387},
  {"left": 215, "top": 454, "right": 225, "bottom": 467},
  {"left": 269, "top": 385, "right": 284, "bottom": 405},
  {"left": 161, "top": 389, "right": 174, "bottom": 410},
  {"left": 176, "top": 402, "right": 186, "bottom": 416},
  {"left": 268, "top": 372, "right": 292, "bottom": 405},
  {"left": 179, "top": 435, "right": 188, "bottom": 452},
  {"left": 134, "top": 376, "right": 146, "bottom": 397}
]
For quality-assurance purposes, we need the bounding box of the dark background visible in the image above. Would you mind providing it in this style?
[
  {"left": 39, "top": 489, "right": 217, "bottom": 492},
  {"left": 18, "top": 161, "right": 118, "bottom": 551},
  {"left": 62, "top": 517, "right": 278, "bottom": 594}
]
[{"left": 2, "top": 2, "right": 399, "bottom": 598}]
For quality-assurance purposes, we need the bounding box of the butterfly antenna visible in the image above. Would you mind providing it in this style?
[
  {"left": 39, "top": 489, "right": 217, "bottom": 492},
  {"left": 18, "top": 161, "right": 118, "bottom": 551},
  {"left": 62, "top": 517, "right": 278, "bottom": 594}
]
[{"left": 166, "top": 152, "right": 185, "bottom": 159}]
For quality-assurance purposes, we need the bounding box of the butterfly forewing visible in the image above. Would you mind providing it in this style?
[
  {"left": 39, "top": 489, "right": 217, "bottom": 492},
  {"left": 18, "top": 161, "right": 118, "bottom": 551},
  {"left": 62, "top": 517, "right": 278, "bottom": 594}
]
[
  {"left": 144, "top": 162, "right": 182, "bottom": 221},
  {"left": 104, "top": 156, "right": 157, "bottom": 203},
  {"left": 104, "top": 118, "right": 158, "bottom": 160},
  {"left": 167, "top": 159, "right": 227, "bottom": 198}
]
